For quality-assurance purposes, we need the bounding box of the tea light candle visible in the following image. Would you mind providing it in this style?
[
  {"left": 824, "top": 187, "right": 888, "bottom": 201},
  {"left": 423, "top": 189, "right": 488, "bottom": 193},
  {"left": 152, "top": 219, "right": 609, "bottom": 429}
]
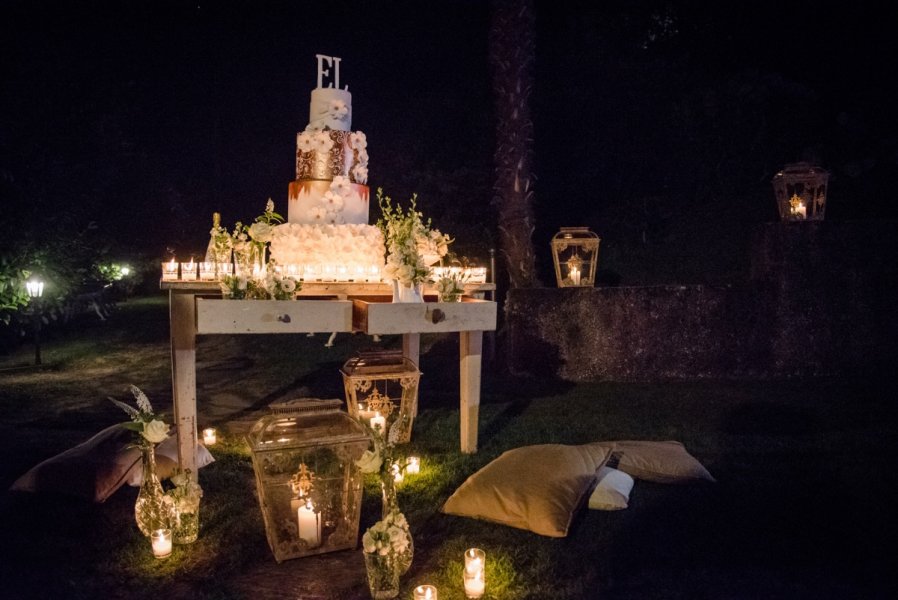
[
  {"left": 297, "top": 499, "right": 321, "bottom": 547},
  {"left": 180, "top": 260, "right": 197, "bottom": 281},
  {"left": 161, "top": 259, "right": 179, "bottom": 281},
  {"left": 392, "top": 462, "right": 404, "bottom": 483},
  {"left": 357, "top": 402, "right": 376, "bottom": 421},
  {"left": 199, "top": 262, "right": 217, "bottom": 280},
  {"left": 413, "top": 585, "right": 438, "bottom": 600},
  {"left": 202, "top": 427, "right": 217, "bottom": 445},
  {"left": 464, "top": 547, "right": 486, "bottom": 598},
  {"left": 370, "top": 411, "right": 386, "bottom": 433},
  {"left": 217, "top": 262, "right": 233, "bottom": 277},
  {"left": 406, "top": 456, "right": 420, "bottom": 474},
  {"left": 151, "top": 528, "right": 173, "bottom": 559}
]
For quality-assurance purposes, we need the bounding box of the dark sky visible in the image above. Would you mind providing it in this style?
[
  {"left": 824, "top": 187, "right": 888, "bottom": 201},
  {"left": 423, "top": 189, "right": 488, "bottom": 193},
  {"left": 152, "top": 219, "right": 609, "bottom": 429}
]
[{"left": 2, "top": 0, "right": 897, "bottom": 266}]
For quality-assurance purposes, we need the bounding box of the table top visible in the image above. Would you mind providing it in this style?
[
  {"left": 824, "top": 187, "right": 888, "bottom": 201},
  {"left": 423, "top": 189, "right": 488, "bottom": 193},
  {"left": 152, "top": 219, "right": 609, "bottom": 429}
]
[{"left": 160, "top": 280, "right": 496, "bottom": 295}]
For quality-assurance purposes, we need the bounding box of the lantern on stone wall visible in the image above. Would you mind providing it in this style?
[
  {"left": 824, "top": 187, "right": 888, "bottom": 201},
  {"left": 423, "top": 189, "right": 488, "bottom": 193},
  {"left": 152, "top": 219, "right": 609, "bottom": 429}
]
[
  {"left": 771, "top": 162, "right": 829, "bottom": 222},
  {"left": 342, "top": 350, "right": 421, "bottom": 444},
  {"left": 551, "top": 227, "right": 601, "bottom": 287},
  {"left": 247, "top": 398, "right": 370, "bottom": 562}
]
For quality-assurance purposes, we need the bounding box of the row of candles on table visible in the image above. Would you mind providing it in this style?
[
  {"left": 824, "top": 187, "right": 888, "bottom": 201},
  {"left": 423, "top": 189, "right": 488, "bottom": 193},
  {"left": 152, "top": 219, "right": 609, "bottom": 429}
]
[
  {"left": 161, "top": 259, "right": 489, "bottom": 284},
  {"left": 411, "top": 547, "right": 487, "bottom": 599}
]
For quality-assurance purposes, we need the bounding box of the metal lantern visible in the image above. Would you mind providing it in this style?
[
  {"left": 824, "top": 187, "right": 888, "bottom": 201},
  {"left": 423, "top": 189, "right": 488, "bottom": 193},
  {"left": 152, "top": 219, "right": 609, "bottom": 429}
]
[
  {"left": 771, "top": 162, "right": 829, "bottom": 221},
  {"left": 551, "top": 227, "right": 601, "bottom": 287},
  {"left": 246, "top": 398, "right": 370, "bottom": 562},
  {"left": 341, "top": 350, "right": 421, "bottom": 444}
]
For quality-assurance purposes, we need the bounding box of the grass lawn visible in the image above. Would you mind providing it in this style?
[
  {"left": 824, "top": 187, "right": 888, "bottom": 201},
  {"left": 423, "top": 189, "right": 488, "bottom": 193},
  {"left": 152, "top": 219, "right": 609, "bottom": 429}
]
[{"left": 1, "top": 294, "right": 896, "bottom": 599}]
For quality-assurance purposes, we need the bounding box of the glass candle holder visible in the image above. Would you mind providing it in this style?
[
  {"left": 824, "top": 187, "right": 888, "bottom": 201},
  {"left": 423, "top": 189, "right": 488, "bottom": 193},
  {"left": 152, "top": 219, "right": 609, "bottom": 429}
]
[
  {"left": 180, "top": 261, "right": 197, "bottom": 281},
  {"left": 413, "top": 585, "right": 438, "bottom": 600},
  {"left": 202, "top": 428, "right": 217, "bottom": 445},
  {"left": 151, "top": 528, "right": 173, "bottom": 559},
  {"left": 217, "top": 262, "right": 233, "bottom": 278},
  {"left": 406, "top": 456, "right": 420, "bottom": 475},
  {"left": 199, "top": 262, "right": 217, "bottom": 281},
  {"left": 464, "top": 547, "right": 486, "bottom": 598},
  {"left": 161, "top": 260, "right": 179, "bottom": 281}
]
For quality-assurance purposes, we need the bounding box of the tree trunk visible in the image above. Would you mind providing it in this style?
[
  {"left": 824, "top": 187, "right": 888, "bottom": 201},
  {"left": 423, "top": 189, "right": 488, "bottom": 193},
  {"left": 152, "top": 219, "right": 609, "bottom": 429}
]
[{"left": 489, "top": 0, "right": 540, "bottom": 289}]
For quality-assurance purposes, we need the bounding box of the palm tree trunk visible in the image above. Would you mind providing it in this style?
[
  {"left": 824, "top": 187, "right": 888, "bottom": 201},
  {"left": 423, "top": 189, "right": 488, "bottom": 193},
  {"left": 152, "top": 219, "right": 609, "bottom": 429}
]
[{"left": 489, "top": 0, "right": 540, "bottom": 289}]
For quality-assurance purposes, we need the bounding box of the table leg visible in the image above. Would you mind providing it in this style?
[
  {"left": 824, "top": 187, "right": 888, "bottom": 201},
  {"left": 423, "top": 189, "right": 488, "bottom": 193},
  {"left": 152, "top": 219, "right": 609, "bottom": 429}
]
[
  {"left": 403, "top": 333, "right": 421, "bottom": 417},
  {"left": 459, "top": 330, "right": 483, "bottom": 454},
  {"left": 170, "top": 291, "right": 198, "bottom": 474}
]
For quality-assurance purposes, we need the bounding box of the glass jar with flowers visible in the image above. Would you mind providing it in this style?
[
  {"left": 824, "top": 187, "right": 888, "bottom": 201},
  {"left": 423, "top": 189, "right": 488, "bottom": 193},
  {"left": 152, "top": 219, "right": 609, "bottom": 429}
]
[
  {"left": 247, "top": 198, "right": 284, "bottom": 270},
  {"left": 355, "top": 419, "right": 414, "bottom": 577},
  {"left": 167, "top": 468, "right": 203, "bottom": 544},
  {"left": 110, "top": 385, "right": 175, "bottom": 537},
  {"left": 361, "top": 510, "right": 413, "bottom": 600},
  {"left": 376, "top": 189, "right": 452, "bottom": 303}
]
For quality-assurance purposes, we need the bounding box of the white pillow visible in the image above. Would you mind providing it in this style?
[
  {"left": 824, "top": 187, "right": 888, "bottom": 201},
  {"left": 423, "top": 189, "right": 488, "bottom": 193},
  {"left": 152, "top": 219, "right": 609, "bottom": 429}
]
[
  {"left": 588, "top": 466, "right": 634, "bottom": 511},
  {"left": 125, "top": 433, "right": 215, "bottom": 486}
]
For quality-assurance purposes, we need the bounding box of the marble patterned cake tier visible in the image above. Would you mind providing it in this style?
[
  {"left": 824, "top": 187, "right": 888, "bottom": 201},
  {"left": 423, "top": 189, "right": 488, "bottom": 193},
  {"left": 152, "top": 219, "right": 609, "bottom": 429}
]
[{"left": 295, "top": 130, "right": 368, "bottom": 184}]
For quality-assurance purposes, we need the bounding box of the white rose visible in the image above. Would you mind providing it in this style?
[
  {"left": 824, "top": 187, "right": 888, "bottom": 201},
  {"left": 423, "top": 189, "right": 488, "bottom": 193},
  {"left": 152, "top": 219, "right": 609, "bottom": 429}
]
[
  {"left": 355, "top": 449, "right": 383, "bottom": 474},
  {"left": 248, "top": 222, "right": 273, "bottom": 243},
  {"left": 362, "top": 531, "right": 376, "bottom": 553},
  {"left": 141, "top": 419, "right": 169, "bottom": 444},
  {"left": 281, "top": 278, "right": 296, "bottom": 293}
]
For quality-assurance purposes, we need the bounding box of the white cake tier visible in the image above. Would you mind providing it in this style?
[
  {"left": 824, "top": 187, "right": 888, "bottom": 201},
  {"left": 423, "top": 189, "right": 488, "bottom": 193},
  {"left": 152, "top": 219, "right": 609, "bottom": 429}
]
[
  {"left": 287, "top": 178, "right": 369, "bottom": 225},
  {"left": 269, "top": 223, "right": 385, "bottom": 279},
  {"left": 295, "top": 129, "right": 368, "bottom": 184},
  {"left": 308, "top": 87, "right": 352, "bottom": 131}
]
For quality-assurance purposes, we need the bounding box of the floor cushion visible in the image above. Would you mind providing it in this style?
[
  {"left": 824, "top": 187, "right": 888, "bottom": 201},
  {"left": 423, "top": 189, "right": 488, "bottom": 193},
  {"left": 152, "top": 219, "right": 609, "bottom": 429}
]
[{"left": 613, "top": 440, "right": 715, "bottom": 484}]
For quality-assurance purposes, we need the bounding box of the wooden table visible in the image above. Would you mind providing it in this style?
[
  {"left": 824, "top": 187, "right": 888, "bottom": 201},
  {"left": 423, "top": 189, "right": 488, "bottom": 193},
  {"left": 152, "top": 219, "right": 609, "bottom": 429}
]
[{"left": 161, "top": 281, "right": 497, "bottom": 472}]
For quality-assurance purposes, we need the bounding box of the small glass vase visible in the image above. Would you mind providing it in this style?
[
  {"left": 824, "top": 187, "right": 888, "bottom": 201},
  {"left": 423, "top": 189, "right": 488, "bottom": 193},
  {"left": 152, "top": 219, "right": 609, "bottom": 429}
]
[
  {"left": 391, "top": 280, "right": 424, "bottom": 303},
  {"left": 134, "top": 445, "right": 174, "bottom": 537},
  {"left": 364, "top": 550, "right": 401, "bottom": 600},
  {"left": 381, "top": 479, "right": 413, "bottom": 575},
  {"left": 171, "top": 492, "right": 201, "bottom": 544},
  {"left": 233, "top": 243, "right": 260, "bottom": 277}
]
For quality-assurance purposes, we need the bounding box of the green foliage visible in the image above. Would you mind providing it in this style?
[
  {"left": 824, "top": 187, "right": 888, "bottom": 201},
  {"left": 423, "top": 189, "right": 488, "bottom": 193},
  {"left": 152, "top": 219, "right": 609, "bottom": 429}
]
[{"left": 0, "top": 255, "right": 30, "bottom": 325}]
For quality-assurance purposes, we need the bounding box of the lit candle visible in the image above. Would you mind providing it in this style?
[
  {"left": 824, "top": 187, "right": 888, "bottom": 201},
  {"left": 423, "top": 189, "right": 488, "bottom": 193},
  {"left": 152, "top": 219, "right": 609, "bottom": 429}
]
[
  {"left": 570, "top": 266, "right": 581, "bottom": 286},
  {"left": 392, "top": 462, "right": 404, "bottom": 483},
  {"left": 464, "top": 547, "right": 486, "bottom": 598},
  {"left": 297, "top": 499, "right": 321, "bottom": 547},
  {"left": 151, "top": 528, "right": 173, "bottom": 559},
  {"left": 370, "top": 411, "right": 386, "bottom": 433},
  {"left": 161, "top": 259, "right": 179, "bottom": 281},
  {"left": 357, "top": 402, "right": 376, "bottom": 421},
  {"left": 199, "top": 262, "right": 217, "bottom": 280},
  {"left": 217, "top": 262, "right": 233, "bottom": 277},
  {"left": 181, "top": 260, "right": 197, "bottom": 281},
  {"left": 406, "top": 456, "right": 420, "bottom": 475},
  {"left": 202, "top": 427, "right": 217, "bottom": 445},
  {"left": 413, "top": 585, "right": 438, "bottom": 600}
]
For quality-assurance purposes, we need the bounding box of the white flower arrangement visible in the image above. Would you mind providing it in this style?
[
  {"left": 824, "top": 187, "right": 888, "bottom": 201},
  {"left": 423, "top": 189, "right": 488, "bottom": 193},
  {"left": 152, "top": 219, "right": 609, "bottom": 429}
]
[
  {"left": 362, "top": 510, "right": 411, "bottom": 556},
  {"left": 167, "top": 467, "right": 203, "bottom": 504},
  {"left": 110, "top": 385, "right": 170, "bottom": 449},
  {"left": 376, "top": 189, "right": 452, "bottom": 287}
]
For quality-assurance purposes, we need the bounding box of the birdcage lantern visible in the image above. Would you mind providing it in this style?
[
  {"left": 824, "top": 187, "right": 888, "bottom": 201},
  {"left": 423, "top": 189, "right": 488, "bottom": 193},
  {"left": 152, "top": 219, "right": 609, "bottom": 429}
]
[
  {"left": 771, "top": 162, "right": 829, "bottom": 222},
  {"left": 551, "top": 227, "right": 601, "bottom": 287},
  {"left": 246, "top": 398, "right": 370, "bottom": 562},
  {"left": 341, "top": 350, "right": 421, "bottom": 444}
]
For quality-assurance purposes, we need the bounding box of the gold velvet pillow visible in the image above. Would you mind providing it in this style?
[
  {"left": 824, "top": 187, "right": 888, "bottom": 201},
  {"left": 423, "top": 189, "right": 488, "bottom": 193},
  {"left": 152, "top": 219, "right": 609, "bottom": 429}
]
[
  {"left": 612, "top": 440, "right": 715, "bottom": 484},
  {"left": 441, "top": 443, "right": 613, "bottom": 537}
]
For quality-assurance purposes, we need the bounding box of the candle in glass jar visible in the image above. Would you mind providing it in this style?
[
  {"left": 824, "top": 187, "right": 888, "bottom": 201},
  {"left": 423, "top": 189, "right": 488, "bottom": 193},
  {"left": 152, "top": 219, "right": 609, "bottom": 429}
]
[
  {"left": 406, "top": 456, "right": 420, "bottom": 474},
  {"left": 199, "top": 262, "right": 217, "bottom": 280},
  {"left": 413, "top": 585, "right": 438, "bottom": 600},
  {"left": 370, "top": 411, "right": 386, "bottom": 432},
  {"left": 464, "top": 547, "right": 486, "bottom": 598},
  {"left": 181, "top": 260, "right": 197, "bottom": 281},
  {"left": 151, "top": 528, "right": 173, "bottom": 559},
  {"left": 202, "top": 427, "right": 217, "bottom": 445},
  {"left": 161, "top": 259, "right": 179, "bottom": 281},
  {"left": 297, "top": 500, "right": 321, "bottom": 547}
]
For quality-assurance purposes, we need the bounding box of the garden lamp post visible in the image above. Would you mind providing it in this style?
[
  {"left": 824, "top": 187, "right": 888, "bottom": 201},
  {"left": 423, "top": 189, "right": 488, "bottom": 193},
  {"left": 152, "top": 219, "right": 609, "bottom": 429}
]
[{"left": 26, "top": 278, "right": 44, "bottom": 366}]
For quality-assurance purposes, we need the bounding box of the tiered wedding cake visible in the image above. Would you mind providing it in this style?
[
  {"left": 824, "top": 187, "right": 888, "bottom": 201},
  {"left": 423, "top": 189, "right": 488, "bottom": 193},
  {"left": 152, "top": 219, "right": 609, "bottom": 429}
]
[{"left": 269, "top": 55, "right": 385, "bottom": 277}]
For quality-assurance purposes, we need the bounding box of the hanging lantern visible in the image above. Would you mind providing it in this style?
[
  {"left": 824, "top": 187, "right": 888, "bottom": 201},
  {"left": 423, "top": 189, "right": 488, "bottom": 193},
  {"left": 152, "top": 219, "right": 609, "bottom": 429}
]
[
  {"left": 341, "top": 350, "right": 421, "bottom": 444},
  {"left": 771, "top": 162, "right": 829, "bottom": 222},
  {"left": 551, "top": 227, "right": 601, "bottom": 287},
  {"left": 246, "top": 398, "right": 370, "bottom": 562}
]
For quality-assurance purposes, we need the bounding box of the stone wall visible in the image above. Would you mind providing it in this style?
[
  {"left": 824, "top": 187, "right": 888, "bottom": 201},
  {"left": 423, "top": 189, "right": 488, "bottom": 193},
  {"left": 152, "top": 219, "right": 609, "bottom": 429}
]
[{"left": 505, "top": 220, "right": 898, "bottom": 381}]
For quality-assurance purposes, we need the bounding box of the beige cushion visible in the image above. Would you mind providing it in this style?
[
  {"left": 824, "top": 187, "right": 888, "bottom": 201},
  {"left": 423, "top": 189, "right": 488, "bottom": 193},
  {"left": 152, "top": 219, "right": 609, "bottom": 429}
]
[
  {"left": 588, "top": 466, "right": 634, "bottom": 510},
  {"left": 9, "top": 424, "right": 139, "bottom": 503},
  {"left": 9, "top": 425, "right": 216, "bottom": 502},
  {"left": 613, "top": 440, "right": 715, "bottom": 484},
  {"left": 441, "top": 443, "right": 612, "bottom": 537}
]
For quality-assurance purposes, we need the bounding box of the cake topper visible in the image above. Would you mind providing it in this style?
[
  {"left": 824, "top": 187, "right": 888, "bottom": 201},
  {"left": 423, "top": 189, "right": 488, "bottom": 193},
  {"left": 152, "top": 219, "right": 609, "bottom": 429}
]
[{"left": 316, "top": 54, "right": 348, "bottom": 91}]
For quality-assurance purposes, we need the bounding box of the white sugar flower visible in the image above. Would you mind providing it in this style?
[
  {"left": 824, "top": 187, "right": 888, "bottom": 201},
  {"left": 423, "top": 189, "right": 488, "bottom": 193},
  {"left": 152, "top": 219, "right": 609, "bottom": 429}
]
[
  {"left": 349, "top": 131, "right": 367, "bottom": 150},
  {"left": 297, "top": 131, "right": 314, "bottom": 153},
  {"left": 357, "top": 149, "right": 369, "bottom": 165},
  {"left": 308, "top": 206, "right": 328, "bottom": 222},
  {"left": 327, "top": 99, "right": 349, "bottom": 120},
  {"left": 351, "top": 164, "right": 368, "bottom": 184},
  {"left": 313, "top": 131, "right": 334, "bottom": 152},
  {"left": 331, "top": 175, "right": 352, "bottom": 196},
  {"left": 322, "top": 190, "right": 344, "bottom": 211}
]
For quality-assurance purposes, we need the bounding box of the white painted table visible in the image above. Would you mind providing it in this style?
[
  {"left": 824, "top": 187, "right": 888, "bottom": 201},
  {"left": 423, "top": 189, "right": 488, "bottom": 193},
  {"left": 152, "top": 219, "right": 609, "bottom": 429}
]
[{"left": 161, "top": 281, "right": 497, "bottom": 472}]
